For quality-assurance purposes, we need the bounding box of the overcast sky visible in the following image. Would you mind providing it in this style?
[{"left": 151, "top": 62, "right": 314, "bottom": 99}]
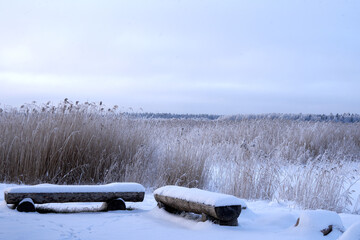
[{"left": 0, "top": 0, "right": 359, "bottom": 114}]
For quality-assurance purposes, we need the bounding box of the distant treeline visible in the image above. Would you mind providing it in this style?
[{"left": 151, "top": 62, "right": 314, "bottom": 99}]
[
  {"left": 1, "top": 100, "right": 359, "bottom": 123},
  {"left": 126, "top": 112, "right": 220, "bottom": 120},
  {"left": 127, "top": 112, "right": 360, "bottom": 123}
]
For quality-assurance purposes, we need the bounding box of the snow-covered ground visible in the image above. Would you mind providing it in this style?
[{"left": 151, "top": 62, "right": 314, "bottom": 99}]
[{"left": 1, "top": 184, "right": 360, "bottom": 240}]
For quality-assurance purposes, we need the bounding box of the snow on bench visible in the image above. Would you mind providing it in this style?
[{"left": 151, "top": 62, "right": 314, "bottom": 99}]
[
  {"left": 154, "top": 185, "right": 246, "bottom": 226},
  {"left": 4, "top": 182, "right": 145, "bottom": 212}
]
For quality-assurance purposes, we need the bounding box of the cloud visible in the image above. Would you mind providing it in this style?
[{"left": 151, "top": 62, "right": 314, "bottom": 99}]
[{"left": 0, "top": 0, "right": 359, "bottom": 114}]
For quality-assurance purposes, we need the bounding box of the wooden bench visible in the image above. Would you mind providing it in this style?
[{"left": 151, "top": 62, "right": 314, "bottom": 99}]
[
  {"left": 4, "top": 182, "right": 145, "bottom": 212},
  {"left": 154, "top": 186, "right": 246, "bottom": 226}
]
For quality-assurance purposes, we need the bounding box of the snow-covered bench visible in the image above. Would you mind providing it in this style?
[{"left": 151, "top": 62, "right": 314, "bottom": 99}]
[
  {"left": 154, "top": 186, "right": 246, "bottom": 226},
  {"left": 4, "top": 182, "right": 145, "bottom": 212}
]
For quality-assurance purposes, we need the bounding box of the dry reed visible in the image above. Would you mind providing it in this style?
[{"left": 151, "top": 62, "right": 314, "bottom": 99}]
[{"left": 1, "top": 100, "right": 359, "bottom": 212}]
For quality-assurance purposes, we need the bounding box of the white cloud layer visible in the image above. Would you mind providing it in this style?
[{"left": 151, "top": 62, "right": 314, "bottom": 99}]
[{"left": 0, "top": 0, "right": 359, "bottom": 114}]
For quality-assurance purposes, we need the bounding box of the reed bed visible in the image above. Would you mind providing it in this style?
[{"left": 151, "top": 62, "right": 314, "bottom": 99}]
[{"left": 1, "top": 100, "right": 359, "bottom": 212}]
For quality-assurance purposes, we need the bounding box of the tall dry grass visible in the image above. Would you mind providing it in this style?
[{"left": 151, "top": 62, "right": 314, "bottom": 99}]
[
  {"left": 0, "top": 100, "right": 156, "bottom": 184},
  {"left": 1, "top": 100, "right": 360, "bottom": 212}
]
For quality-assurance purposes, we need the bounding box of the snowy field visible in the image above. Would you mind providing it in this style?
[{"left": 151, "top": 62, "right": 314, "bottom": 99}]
[{"left": 1, "top": 184, "right": 360, "bottom": 240}]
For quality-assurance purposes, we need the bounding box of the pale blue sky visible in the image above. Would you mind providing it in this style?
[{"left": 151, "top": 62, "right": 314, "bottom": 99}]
[{"left": 0, "top": 0, "right": 359, "bottom": 114}]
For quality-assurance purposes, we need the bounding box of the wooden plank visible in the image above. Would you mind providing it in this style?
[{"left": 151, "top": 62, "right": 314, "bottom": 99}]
[{"left": 5, "top": 191, "right": 145, "bottom": 204}]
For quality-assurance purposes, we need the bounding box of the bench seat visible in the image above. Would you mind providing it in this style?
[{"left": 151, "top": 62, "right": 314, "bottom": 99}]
[
  {"left": 154, "top": 185, "right": 246, "bottom": 226},
  {"left": 4, "top": 182, "right": 145, "bottom": 212}
]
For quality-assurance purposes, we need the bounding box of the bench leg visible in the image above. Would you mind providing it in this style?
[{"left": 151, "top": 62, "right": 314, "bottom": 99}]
[
  {"left": 102, "top": 198, "right": 126, "bottom": 211},
  {"left": 219, "top": 218, "right": 238, "bottom": 226},
  {"left": 202, "top": 214, "right": 238, "bottom": 226},
  {"left": 17, "top": 198, "right": 36, "bottom": 212}
]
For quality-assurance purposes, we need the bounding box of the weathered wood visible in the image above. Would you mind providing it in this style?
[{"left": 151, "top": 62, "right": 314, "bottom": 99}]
[
  {"left": 5, "top": 191, "right": 144, "bottom": 205},
  {"left": 154, "top": 193, "right": 242, "bottom": 226},
  {"left": 17, "top": 198, "right": 36, "bottom": 212},
  {"left": 157, "top": 201, "right": 182, "bottom": 215}
]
